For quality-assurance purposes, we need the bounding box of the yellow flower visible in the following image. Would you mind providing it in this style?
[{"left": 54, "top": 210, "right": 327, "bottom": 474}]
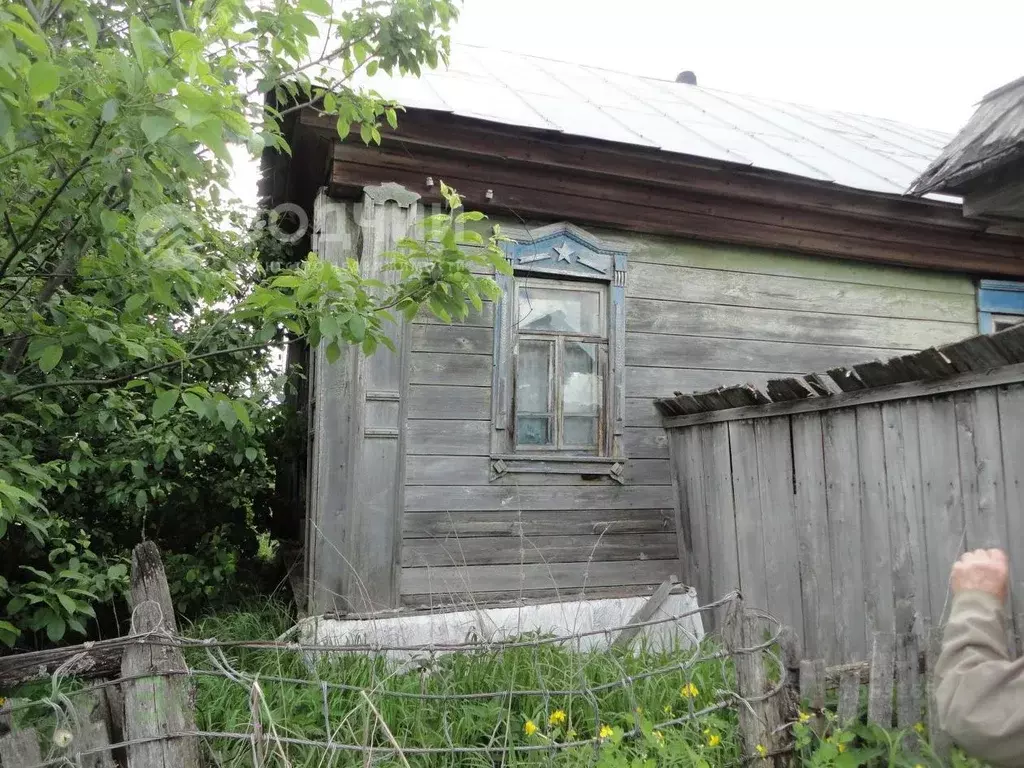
[
  {"left": 653, "top": 730, "right": 664, "bottom": 744},
  {"left": 706, "top": 733, "right": 721, "bottom": 748},
  {"left": 755, "top": 744, "right": 767, "bottom": 758},
  {"left": 524, "top": 720, "right": 538, "bottom": 736},
  {"left": 548, "top": 710, "right": 567, "bottom": 727},
  {"left": 914, "top": 722, "right": 926, "bottom": 734},
  {"left": 599, "top": 724, "right": 614, "bottom": 739},
  {"left": 798, "top": 710, "right": 811, "bottom": 724},
  {"left": 837, "top": 743, "right": 846, "bottom": 754},
  {"left": 679, "top": 682, "right": 699, "bottom": 699}
]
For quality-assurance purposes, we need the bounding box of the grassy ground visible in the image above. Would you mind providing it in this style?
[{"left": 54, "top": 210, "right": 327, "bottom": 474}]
[{"left": 187, "top": 605, "right": 744, "bottom": 767}]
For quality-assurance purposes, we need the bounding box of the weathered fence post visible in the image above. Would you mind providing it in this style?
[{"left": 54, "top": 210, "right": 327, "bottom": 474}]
[
  {"left": 121, "top": 541, "right": 200, "bottom": 768},
  {"left": 723, "top": 598, "right": 784, "bottom": 766},
  {"left": 867, "top": 632, "right": 896, "bottom": 727},
  {"left": 799, "top": 659, "right": 826, "bottom": 735},
  {"left": 926, "top": 625, "right": 952, "bottom": 759}
]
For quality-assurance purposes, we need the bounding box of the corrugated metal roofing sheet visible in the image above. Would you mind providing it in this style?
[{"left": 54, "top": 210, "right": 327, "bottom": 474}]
[{"left": 353, "top": 44, "right": 953, "bottom": 197}]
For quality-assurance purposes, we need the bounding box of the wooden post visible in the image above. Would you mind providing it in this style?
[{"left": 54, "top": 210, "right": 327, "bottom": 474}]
[
  {"left": 867, "top": 632, "right": 896, "bottom": 727},
  {"left": 799, "top": 659, "right": 826, "bottom": 735},
  {"left": 612, "top": 577, "right": 677, "bottom": 649},
  {"left": 723, "top": 598, "right": 783, "bottom": 767},
  {"left": 836, "top": 670, "right": 861, "bottom": 726},
  {"left": 121, "top": 541, "right": 200, "bottom": 768},
  {"left": 926, "top": 626, "right": 952, "bottom": 759}
]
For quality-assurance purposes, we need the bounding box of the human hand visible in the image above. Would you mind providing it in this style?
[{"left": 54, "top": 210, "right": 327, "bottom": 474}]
[{"left": 951, "top": 549, "right": 1010, "bottom": 602}]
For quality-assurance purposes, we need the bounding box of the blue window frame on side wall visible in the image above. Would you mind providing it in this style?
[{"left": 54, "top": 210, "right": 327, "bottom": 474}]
[{"left": 978, "top": 280, "right": 1024, "bottom": 333}]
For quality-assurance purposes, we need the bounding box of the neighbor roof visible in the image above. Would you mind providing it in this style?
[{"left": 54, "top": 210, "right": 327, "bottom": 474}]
[
  {"left": 908, "top": 76, "right": 1024, "bottom": 196},
  {"left": 354, "top": 44, "right": 953, "bottom": 197}
]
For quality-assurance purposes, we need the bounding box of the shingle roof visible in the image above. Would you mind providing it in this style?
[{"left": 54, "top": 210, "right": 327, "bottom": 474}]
[
  {"left": 356, "top": 44, "right": 953, "bottom": 197},
  {"left": 908, "top": 76, "right": 1024, "bottom": 195}
]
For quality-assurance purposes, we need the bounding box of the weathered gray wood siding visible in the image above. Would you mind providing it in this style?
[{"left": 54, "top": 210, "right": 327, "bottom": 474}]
[
  {"left": 667, "top": 381, "right": 1024, "bottom": 664},
  {"left": 400, "top": 225, "right": 976, "bottom": 607}
]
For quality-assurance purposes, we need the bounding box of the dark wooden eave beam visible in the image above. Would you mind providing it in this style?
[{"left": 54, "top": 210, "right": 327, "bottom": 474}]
[{"left": 299, "top": 108, "right": 1024, "bottom": 278}]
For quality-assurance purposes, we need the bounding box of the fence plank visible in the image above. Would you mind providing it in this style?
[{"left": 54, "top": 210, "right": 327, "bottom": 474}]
[
  {"left": 755, "top": 418, "right": 803, "bottom": 652},
  {"left": 724, "top": 600, "right": 781, "bottom": 767},
  {"left": 799, "top": 659, "right": 826, "bottom": 735},
  {"left": 926, "top": 625, "right": 953, "bottom": 759},
  {"left": 122, "top": 542, "right": 200, "bottom": 768},
  {"left": 895, "top": 632, "right": 922, "bottom": 753},
  {"left": 857, "top": 406, "right": 895, "bottom": 645},
  {"left": 882, "top": 401, "right": 925, "bottom": 638},
  {"left": 792, "top": 413, "right": 837, "bottom": 663},
  {"left": 867, "top": 632, "right": 895, "bottom": 727},
  {"left": 837, "top": 671, "right": 861, "bottom": 726},
  {"left": 681, "top": 428, "right": 712, "bottom": 604},
  {"left": 728, "top": 421, "right": 769, "bottom": 614},
  {"left": 916, "top": 397, "right": 965, "bottom": 625},
  {"left": 823, "top": 409, "right": 867, "bottom": 661},
  {"left": 701, "top": 423, "right": 740, "bottom": 614},
  {"left": 0, "top": 729, "right": 42, "bottom": 768},
  {"left": 998, "top": 384, "right": 1024, "bottom": 652}
]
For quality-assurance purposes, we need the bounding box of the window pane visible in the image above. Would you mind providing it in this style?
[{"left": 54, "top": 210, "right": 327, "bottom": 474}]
[
  {"left": 516, "top": 340, "right": 552, "bottom": 412},
  {"left": 563, "top": 342, "right": 599, "bottom": 414},
  {"left": 518, "top": 286, "right": 601, "bottom": 335},
  {"left": 564, "top": 416, "right": 597, "bottom": 446},
  {"left": 517, "top": 416, "right": 551, "bottom": 446}
]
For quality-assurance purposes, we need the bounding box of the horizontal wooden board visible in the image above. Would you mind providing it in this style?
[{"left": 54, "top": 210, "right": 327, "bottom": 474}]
[
  {"left": 405, "top": 484, "right": 675, "bottom": 512},
  {"left": 626, "top": 261, "right": 976, "bottom": 323},
  {"left": 410, "top": 352, "right": 491, "bottom": 386},
  {"left": 623, "top": 427, "right": 670, "bottom": 458},
  {"left": 401, "top": 582, "right": 673, "bottom": 608},
  {"left": 403, "top": 533, "right": 678, "bottom": 566},
  {"left": 408, "top": 385, "right": 490, "bottom": 420},
  {"left": 608, "top": 232, "right": 975, "bottom": 295},
  {"left": 625, "top": 332, "right": 904, "bottom": 374},
  {"left": 410, "top": 324, "right": 494, "bottom": 355},
  {"left": 626, "top": 366, "right": 778, "bottom": 400},
  {"left": 415, "top": 301, "right": 495, "bottom": 327},
  {"left": 626, "top": 298, "right": 973, "bottom": 351},
  {"left": 405, "top": 455, "right": 671, "bottom": 486},
  {"left": 407, "top": 420, "right": 490, "bottom": 455},
  {"left": 626, "top": 397, "right": 663, "bottom": 427},
  {"left": 401, "top": 559, "right": 681, "bottom": 595},
  {"left": 403, "top": 509, "right": 676, "bottom": 538}
]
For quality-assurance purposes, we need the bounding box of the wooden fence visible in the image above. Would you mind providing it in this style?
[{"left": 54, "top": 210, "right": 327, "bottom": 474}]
[{"left": 659, "top": 325, "right": 1024, "bottom": 664}]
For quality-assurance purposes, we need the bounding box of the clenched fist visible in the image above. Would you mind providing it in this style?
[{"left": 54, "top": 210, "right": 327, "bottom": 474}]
[{"left": 951, "top": 549, "right": 1010, "bottom": 602}]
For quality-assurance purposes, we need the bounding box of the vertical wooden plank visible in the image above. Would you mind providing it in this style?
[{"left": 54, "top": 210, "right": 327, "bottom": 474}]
[
  {"left": 822, "top": 409, "right": 867, "bottom": 661},
  {"left": 916, "top": 396, "right": 965, "bottom": 626},
  {"left": 668, "top": 429, "right": 696, "bottom": 591},
  {"left": 882, "top": 401, "right": 928, "bottom": 640},
  {"left": 728, "top": 421, "right": 769, "bottom": 614},
  {"left": 895, "top": 632, "right": 922, "bottom": 733},
  {"left": 306, "top": 193, "right": 356, "bottom": 615},
  {"left": 792, "top": 412, "right": 837, "bottom": 662},
  {"left": 926, "top": 625, "right": 953, "bottom": 760},
  {"left": 681, "top": 428, "right": 712, "bottom": 605},
  {"left": 755, "top": 417, "right": 803, "bottom": 653},
  {"left": 0, "top": 729, "right": 42, "bottom": 767},
  {"left": 724, "top": 600, "right": 781, "bottom": 768},
  {"left": 799, "top": 659, "right": 826, "bottom": 735},
  {"left": 867, "top": 631, "right": 896, "bottom": 728},
  {"left": 957, "top": 390, "right": 1008, "bottom": 551},
  {"left": 998, "top": 384, "right": 1024, "bottom": 653},
  {"left": 837, "top": 671, "right": 861, "bottom": 726},
  {"left": 857, "top": 405, "right": 895, "bottom": 645},
  {"left": 704, "top": 422, "right": 741, "bottom": 608},
  {"left": 121, "top": 542, "right": 200, "bottom": 768}
]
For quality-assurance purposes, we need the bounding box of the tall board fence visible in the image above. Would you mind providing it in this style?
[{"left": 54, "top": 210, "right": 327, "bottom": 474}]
[{"left": 658, "top": 323, "right": 1024, "bottom": 664}]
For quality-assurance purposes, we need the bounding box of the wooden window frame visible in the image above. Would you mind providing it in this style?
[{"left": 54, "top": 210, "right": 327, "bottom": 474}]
[
  {"left": 979, "top": 279, "right": 1024, "bottom": 333},
  {"left": 490, "top": 223, "right": 628, "bottom": 483}
]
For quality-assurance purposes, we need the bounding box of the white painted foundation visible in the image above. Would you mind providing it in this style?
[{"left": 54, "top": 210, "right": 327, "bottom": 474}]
[{"left": 298, "top": 589, "right": 704, "bottom": 664}]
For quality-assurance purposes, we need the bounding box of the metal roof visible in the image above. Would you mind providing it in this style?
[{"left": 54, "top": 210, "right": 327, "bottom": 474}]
[
  {"left": 908, "top": 76, "right": 1024, "bottom": 195},
  {"left": 355, "top": 44, "right": 954, "bottom": 197}
]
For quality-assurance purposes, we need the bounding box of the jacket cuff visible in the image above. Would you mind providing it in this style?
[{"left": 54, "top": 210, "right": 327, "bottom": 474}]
[{"left": 951, "top": 590, "right": 1005, "bottom": 616}]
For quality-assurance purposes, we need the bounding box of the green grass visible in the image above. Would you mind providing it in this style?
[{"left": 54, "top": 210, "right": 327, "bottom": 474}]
[{"left": 183, "top": 604, "right": 744, "bottom": 767}]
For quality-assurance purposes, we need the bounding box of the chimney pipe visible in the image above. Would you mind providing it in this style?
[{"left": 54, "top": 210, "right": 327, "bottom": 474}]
[{"left": 676, "top": 71, "right": 697, "bottom": 85}]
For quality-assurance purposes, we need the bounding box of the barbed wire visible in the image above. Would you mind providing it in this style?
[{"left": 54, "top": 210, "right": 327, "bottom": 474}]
[{"left": 7, "top": 593, "right": 792, "bottom": 768}]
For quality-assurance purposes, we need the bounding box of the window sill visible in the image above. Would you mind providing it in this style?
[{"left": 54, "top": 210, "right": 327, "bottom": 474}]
[{"left": 490, "top": 454, "right": 627, "bottom": 484}]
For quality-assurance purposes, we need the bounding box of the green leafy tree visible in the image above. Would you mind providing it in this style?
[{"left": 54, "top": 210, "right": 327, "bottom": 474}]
[{"left": 0, "top": 0, "right": 508, "bottom": 646}]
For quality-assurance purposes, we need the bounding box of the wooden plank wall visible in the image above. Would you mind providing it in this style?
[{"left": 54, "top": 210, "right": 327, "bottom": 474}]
[
  {"left": 400, "top": 224, "right": 975, "bottom": 608},
  {"left": 669, "top": 383, "right": 1024, "bottom": 664}
]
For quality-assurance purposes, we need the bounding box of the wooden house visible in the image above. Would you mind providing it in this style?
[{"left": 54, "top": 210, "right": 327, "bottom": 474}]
[{"left": 263, "top": 46, "right": 1024, "bottom": 617}]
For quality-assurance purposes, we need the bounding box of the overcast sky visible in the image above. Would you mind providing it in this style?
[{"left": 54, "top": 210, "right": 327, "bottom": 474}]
[
  {"left": 234, "top": 0, "right": 1022, "bottom": 203},
  {"left": 452, "top": 0, "right": 1021, "bottom": 133}
]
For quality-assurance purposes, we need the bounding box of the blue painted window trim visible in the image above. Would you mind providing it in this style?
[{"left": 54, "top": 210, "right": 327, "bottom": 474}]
[{"left": 978, "top": 279, "right": 1024, "bottom": 333}]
